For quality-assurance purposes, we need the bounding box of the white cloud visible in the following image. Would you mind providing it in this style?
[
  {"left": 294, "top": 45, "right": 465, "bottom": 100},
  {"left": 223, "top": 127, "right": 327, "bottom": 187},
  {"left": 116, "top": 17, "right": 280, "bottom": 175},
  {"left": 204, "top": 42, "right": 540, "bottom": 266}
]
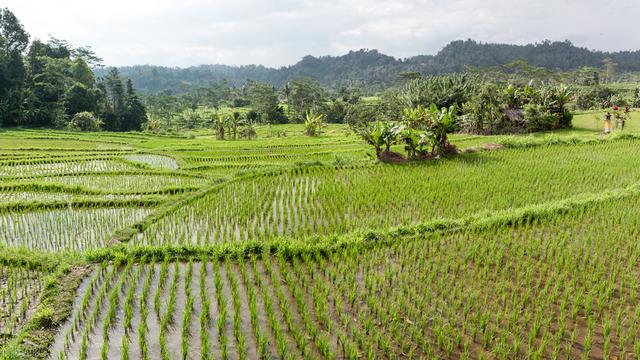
[{"left": 3, "top": 0, "right": 638, "bottom": 67}]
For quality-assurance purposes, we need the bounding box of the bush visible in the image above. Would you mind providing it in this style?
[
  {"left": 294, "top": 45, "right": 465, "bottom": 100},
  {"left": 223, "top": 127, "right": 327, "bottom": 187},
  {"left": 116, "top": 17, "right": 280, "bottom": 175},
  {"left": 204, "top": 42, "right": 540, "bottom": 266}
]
[
  {"left": 575, "top": 86, "right": 613, "bottom": 110},
  {"left": 67, "top": 112, "right": 102, "bottom": 132}
]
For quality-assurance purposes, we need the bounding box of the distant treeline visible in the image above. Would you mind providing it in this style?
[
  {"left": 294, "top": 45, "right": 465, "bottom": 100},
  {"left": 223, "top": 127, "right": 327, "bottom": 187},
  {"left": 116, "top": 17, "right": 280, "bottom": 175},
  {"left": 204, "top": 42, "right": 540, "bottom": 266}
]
[
  {"left": 0, "top": 8, "right": 146, "bottom": 131},
  {"left": 100, "top": 40, "right": 640, "bottom": 94}
]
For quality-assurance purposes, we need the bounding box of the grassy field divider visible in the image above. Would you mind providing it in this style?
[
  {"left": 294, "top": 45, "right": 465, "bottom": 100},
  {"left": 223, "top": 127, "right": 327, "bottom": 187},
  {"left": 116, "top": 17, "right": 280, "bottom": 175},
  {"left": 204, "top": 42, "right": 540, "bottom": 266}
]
[
  {"left": 0, "top": 182, "right": 200, "bottom": 196},
  {"left": 0, "top": 262, "right": 92, "bottom": 359},
  {"left": 0, "top": 245, "right": 61, "bottom": 272},
  {"left": 496, "top": 131, "right": 640, "bottom": 149},
  {"left": 0, "top": 198, "right": 165, "bottom": 213},
  {"left": 0, "top": 169, "right": 208, "bottom": 182}
]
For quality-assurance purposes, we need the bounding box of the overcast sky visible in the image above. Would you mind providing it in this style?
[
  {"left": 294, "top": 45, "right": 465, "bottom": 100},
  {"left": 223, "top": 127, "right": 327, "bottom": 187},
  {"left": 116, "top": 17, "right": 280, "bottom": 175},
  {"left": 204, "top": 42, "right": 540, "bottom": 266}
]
[{"left": 4, "top": 0, "right": 638, "bottom": 68}]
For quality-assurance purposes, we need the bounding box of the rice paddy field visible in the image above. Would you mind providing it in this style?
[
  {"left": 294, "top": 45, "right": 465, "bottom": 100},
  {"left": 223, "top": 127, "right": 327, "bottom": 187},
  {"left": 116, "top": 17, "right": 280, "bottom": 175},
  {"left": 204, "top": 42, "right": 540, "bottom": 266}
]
[{"left": 2, "top": 121, "right": 640, "bottom": 359}]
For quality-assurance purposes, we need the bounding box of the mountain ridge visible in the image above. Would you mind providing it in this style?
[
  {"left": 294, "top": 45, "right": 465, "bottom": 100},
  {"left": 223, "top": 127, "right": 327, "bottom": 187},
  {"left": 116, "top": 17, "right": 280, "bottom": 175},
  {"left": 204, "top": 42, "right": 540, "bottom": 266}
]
[{"left": 96, "top": 39, "right": 640, "bottom": 94}]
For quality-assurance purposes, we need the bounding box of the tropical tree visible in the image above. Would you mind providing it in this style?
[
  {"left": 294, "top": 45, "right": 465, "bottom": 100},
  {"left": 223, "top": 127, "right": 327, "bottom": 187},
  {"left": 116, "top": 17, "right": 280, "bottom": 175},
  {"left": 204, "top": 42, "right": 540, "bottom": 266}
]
[{"left": 289, "top": 78, "right": 327, "bottom": 122}]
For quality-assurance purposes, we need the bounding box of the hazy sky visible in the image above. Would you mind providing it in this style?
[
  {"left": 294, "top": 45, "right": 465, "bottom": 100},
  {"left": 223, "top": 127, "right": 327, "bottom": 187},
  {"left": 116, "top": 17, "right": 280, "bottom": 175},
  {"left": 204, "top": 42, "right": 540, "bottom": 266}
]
[{"left": 4, "top": 0, "right": 638, "bottom": 68}]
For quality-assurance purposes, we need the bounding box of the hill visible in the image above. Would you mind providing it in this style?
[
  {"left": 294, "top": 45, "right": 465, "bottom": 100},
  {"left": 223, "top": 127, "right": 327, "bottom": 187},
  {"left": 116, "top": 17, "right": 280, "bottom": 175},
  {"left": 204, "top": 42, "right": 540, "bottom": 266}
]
[{"left": 97, "top": 39, "right": 640, "bottom": 93}]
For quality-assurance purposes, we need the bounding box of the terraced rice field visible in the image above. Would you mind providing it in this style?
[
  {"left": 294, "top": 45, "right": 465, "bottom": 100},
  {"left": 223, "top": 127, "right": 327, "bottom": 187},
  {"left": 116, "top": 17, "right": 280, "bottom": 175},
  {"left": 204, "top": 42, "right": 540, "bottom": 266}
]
[{"left": 2, "top": 127, "right": 640, "bottom": 359}]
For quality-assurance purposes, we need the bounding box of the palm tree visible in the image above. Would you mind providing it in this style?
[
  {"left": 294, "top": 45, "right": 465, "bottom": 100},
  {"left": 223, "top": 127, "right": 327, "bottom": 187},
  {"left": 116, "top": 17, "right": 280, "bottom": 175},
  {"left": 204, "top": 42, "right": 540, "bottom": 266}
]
[{"left": 229, "top": 112, "right": 243, "bottom": 140}]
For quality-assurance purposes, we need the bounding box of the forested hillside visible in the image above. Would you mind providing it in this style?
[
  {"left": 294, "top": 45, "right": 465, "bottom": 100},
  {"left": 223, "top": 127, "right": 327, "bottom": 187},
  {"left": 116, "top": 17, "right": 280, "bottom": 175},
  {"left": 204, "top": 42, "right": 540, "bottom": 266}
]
[{"left": 103, "top": 40, "right": 640, "bottom": 93}]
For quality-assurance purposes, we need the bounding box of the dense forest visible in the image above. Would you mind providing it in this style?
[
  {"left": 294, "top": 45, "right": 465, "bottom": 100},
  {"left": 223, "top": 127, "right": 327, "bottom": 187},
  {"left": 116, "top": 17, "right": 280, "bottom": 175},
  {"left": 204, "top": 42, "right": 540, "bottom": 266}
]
[
  {"left": 0, "top": 8, "right": 146, "bottom": 131},
  {"left": 103, "top": 40, "right": 640, "bottom": 94}
]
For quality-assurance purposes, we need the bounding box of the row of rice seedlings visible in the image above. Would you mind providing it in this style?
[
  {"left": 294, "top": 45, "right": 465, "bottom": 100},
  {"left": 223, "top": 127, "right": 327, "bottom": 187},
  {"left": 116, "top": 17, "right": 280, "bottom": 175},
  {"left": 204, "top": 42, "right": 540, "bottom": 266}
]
[
  {"left": 262, "top": 253, "right": 320, "bottom": 359},
  {"left": 159, "top": 261, "right": 180, "bottom": 359},
  {"left": 0, "top": 159, "right": 139, "bottom": 178},
  {"left": 75, "top": 261, "right": 122, "bottom": 360},
  {"left": 224, "top": 258, "right": 247, "bottom": 359},
  {"left": 235, "top": 256, "right": 269, "bottom": 358},
  {"left": 99, "top": 259, "right": 135, "bottom": 359},
  {"left": 199, "top": 256, "right": 212, "bottom": 360},
  {"left": 125, "top": 154, "right": 180, "bottom": 170},
  {"left": 0, "top": 264, "right": 45, "bottom": 344},
  {"left": 0, "top": 207, "right": 151, "bottom": 252},
  {"left": 55, "top": 196, "right": 640, "bottom": 360},
  {"left": 306, "top": 193, "right": 640, "bottom": 358},
  {"left": 181, "top": 260, "right": 194, "bottom": 359},
  {"left": 56, "top": 256, "right": 350, "bottom": 360},
  {"left": 212, "top": 259, "right": 231, "bottom": 359},
  {"left": 249, "top": 256, "right": 298, "bottom": 359},
  {"left": 139, "top": 139, "right": 640, "bottom": 246},
  {"left": 9, "top": 175, "right": 205, "bottom": 193},
  {"left": 136, "top": 257, "right": 156, "bottom": 360}
]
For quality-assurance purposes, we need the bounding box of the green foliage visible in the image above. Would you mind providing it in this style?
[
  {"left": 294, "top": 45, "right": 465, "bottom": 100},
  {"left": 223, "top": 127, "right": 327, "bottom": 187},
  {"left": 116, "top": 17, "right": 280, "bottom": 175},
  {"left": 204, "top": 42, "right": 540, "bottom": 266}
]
[
  {"left": 246, "top": 82, "right": 282, "bottom": 123},
  {"left": 0, "top": 10, "right": 145, "bottom": 131},
  {"left": 304, "top": 111, "right": 325, "bottom": 136},
  {"left": 575, "top": 85, "right": 613, "bottom": 109},
  {"left": 356, "top": 121, "right": 399, "bottom": 157},
  {"left": 67, "top": 112, "right": 103, "bottom": 132},
  {"left": 288, "top": 78, "right": 327, "bottom": 123},
  {"left": 389, "top": 74, "right": 474, "bottom": 113}
]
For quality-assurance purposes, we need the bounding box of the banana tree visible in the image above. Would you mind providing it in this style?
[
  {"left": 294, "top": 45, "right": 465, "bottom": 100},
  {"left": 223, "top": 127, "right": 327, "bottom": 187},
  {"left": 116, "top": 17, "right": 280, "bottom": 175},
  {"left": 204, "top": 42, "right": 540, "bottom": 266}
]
[
  {"left": 427, "top": 104, "right": 459, "bottom": 157},
  {"left": 399, "top": 127, "right": 433, "bottom": 160},
  {"left": 304, "top": 111, "right": 325, "bottom": 136},
  {"left": 357, "top": 121, "right": 400, "bottom": 159}
]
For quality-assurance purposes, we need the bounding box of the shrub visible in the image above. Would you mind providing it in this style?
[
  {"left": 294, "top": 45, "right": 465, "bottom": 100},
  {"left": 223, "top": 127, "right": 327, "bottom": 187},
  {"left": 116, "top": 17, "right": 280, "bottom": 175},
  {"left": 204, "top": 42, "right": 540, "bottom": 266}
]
[{"left": 67, "top": 112, "right": 103, "bottom": 132}]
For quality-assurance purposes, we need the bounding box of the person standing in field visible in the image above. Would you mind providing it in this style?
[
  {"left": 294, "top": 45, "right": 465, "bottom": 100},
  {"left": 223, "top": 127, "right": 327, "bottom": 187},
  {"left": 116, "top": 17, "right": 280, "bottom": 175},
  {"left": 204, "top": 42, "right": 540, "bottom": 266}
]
[{"left": 604, "top": 112, "right": 613, "bottom": 133}]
